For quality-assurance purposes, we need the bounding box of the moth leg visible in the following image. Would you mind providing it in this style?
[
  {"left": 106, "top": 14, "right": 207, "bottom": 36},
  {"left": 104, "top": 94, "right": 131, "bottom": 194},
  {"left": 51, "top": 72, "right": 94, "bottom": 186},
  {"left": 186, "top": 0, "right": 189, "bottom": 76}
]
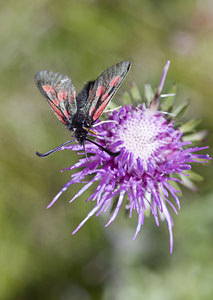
[
  {"left": 82, "top": 142, "right": 89, "bottom": 161},
  {"left": 82, "top": 127, "right": 97, "bottom": 135},
  {"left": 92, "top": 120, "right": 118, "bottom": 128},
  {"left": 102, "top": 106, "right": 121, "bottom": 113}
]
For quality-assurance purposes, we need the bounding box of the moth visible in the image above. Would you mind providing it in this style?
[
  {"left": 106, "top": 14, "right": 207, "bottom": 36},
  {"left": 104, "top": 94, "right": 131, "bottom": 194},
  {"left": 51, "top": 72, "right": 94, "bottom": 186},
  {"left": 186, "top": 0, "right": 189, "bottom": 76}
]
[{"left": 35, "top": 60, "right": 131, "bottom": 157}]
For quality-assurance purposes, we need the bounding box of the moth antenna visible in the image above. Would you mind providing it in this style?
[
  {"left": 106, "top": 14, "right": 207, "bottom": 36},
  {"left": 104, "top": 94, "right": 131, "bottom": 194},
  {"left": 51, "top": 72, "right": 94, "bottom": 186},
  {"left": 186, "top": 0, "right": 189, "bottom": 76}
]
[
  {"left": 36, "top": 139, "right": 76, "bottom": 157},
  {"left": 86, "top": 138, "right": 121, "bottom": 157}
]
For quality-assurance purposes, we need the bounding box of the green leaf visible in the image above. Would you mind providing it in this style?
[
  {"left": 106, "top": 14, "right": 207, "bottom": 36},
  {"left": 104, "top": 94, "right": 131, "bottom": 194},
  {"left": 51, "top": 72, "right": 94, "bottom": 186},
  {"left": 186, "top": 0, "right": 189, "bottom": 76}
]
[
  {"left": 123, "top": 91, "right": 132, "bottom": 104},
  {"left": 172, "top": 101, "right": 189, "bottom": 120},
  {"left": 160, "top": 84, "right": 176, "bottom": 111},
  {"left": 130, "top": 82, "right": 141, "bottom": 102},
  {"left": 180, "top": 119, "right": 201, "bottom": 134},
  {"left": 179, "top": 174, "right": 198, "bottom": 192},
  {"left": 144, "top": 84, "right": 154, "bottom": 104},
  {"left": 183, "top": 170, "right": 203, "bottom": 182},
  {"left": 182, "top": 130, "right": 208, "bottom": 142},
  {"left": 167, "top": 180, "right": 182, "bottom": 195}
]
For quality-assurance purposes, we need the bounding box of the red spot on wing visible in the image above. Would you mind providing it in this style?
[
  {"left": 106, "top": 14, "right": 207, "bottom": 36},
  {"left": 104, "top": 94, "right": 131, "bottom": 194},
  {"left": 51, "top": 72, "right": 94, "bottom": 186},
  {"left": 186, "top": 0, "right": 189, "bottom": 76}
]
[
  {"left": 89, "top": 89, "right": 108, "bottom": 116},
  {"left": 102, "top": 93, "right": 108, "bottom": 100},
  {"left": 43, "top": 84, "right": 59, "bottom": 105},
  {"left": 89, "top": 93, "right": 110, "bottom": 120},
  {"left": 63, "top": 109, "right": 69, "bottom": 119},
  {"left": 90, "top": 107, "right": 96, "bottom": 116},
  {"left": 96, "top": 86, "right": 105, "bottom": 98},
  {"left": 49, "top": 101, "right": 66, "bottom": 124},
  {"left": 92, "top": 96, "right": 111, "bottom": 121},
  {"left": 58, "top": 90, "right": 67, "bottom": 102},
  {"left": 43, "top": 84, "right": 54, "bottom": 94},
  {"left": 53, "top": 98, "right": 59, "bottom": 106},
  {"left": 109, "top": 75, "right": 121, "bottom": 87},
  {"left": 71, "top": 90, "right": 76, "bottom": 102}
]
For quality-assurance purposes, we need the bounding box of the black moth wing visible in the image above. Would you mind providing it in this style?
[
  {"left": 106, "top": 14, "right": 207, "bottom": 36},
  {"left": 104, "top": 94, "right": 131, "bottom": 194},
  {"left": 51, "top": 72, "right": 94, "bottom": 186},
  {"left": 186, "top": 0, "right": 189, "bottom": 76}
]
[
  {"left": 35, "top": 70, "right": 77, "bottom": 125},
  {"left": 85, "top": 60, "right": 131, "bottom": 122}
]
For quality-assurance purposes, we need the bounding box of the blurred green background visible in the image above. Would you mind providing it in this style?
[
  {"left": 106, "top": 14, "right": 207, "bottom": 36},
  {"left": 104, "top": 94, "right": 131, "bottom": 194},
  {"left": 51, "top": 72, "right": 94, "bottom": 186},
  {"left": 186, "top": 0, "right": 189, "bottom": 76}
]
[{"left": 0, "top": 0, "right": 213, "bottom": 299}]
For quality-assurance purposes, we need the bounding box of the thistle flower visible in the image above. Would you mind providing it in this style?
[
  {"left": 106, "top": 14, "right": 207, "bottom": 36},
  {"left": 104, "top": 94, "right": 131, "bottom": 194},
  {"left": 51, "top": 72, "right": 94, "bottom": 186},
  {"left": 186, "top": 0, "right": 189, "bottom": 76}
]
[{"left": 47, "top": 61, "right": 211, "bottom": 253}]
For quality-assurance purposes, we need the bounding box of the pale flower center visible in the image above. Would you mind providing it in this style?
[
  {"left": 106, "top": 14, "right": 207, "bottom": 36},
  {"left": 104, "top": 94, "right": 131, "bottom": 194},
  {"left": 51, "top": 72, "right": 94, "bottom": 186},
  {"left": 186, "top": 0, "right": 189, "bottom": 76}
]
[{"left": 117, "top": 109, "right": 164, "bottom": 166}]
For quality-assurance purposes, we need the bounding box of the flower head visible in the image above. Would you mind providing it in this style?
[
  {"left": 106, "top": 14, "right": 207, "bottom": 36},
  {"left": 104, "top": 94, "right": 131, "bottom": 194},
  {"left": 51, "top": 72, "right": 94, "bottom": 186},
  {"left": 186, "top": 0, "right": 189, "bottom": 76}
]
[{"left": 48, "top": 61, "right": 211, "bottom": 253}]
